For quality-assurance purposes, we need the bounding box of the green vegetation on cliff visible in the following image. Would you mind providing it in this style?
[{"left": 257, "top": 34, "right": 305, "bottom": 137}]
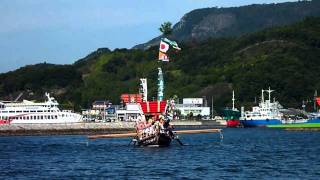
[{"left": 134, "top": 0, "right": 320, "bottom": 49}]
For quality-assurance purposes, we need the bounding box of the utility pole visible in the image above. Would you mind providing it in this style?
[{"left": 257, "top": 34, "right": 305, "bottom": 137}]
[{"left": 211, "top": 96, "right": 214, "bottom": 120}]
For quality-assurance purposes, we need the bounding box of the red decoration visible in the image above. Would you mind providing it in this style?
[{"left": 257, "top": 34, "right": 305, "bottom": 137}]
[
  {"left": 139, "top": 101, "right": 166, "bottom": 115},
  {"left": 316, "top": 97, "right": 320, "bottom": 106}
]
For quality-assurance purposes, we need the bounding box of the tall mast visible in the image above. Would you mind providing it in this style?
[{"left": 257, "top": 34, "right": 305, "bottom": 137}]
[
  {"left": 266, "top": 87, "right": 274, "bottom": 102},
  {"left": 314, "top": 90, "right": 318, "bottom": 111},
  {"left": 211, "top": 96, "right": 213, "bottom": 119},
  {"left": 232, "top": 90, "right": 235, "bottom": 111},
  {"left": 157, "top": 68, "right": 164, "bottom": 101},
  {"left": 261, "top": 89, "right": 265, "bottom": 103}
]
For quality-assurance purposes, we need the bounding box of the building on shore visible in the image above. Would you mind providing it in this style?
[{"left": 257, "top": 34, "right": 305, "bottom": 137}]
[
  {"left": 82, "top": 100, "right": 117, "bottom": 122},
  {"left": 175, "top": 98, "right": 211, "bottom": 120},
  {"left": 116, "top": 103, "right": 145, "bottom": 122}
]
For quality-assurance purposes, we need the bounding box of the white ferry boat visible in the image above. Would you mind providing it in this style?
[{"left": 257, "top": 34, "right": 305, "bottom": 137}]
[{"left": 0, "top": 93, "right": 82, "bottom": 124}]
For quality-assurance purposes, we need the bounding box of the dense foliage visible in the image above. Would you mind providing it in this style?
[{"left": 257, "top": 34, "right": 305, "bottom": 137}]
[{"left": 1, "top": 17, "right": 320, "bottom": 112}]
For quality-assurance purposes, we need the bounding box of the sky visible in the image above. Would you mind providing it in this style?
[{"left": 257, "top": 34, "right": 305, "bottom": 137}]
[{"left": 0, "top": 0, "right": 298, "bottom": 73}]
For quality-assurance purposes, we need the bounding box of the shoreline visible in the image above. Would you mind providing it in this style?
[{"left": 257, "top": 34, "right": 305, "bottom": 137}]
[{"left": 0, "top": 120, "right": 225, "bottom": 136}]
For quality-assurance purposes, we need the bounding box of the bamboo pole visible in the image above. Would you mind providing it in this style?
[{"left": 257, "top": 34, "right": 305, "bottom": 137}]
[
  {"left": 88, "top": 129, "right": 222, "bottom": 139},
  {"left": 88, "top": 132, "right": 137, "bottom": 139},
  {"left": 174, "top": 129, "right": 221, "bottom": 134}
]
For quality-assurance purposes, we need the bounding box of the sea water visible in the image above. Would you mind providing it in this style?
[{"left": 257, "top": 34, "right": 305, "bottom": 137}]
[{"left": 1, "top": 128, "right": 320, "bottom": 179}]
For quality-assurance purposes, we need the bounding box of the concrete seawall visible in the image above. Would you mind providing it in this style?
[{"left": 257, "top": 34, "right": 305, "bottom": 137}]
[{"left": 0, "top": 120, "right": 225, "bottom": 136}]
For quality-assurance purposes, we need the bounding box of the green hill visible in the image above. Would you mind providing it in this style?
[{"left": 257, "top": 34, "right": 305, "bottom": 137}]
[{"left": 1, "top": 17, "right": 320, "bottom": 112}]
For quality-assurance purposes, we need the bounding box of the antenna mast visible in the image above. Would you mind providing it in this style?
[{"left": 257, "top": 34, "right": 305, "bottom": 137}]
[{"left": 266, "top": 87, "right": 274, "bottom": 101}]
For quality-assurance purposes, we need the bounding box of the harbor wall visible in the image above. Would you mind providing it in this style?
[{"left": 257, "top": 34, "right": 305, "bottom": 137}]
[{"left": 0, "top": 120, "right": 225, "bottom": 136}]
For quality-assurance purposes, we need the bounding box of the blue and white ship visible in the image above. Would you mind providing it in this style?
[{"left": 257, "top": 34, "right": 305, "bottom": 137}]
[{"left": 240, "top": 88, "right": 283, "bottom": 127}]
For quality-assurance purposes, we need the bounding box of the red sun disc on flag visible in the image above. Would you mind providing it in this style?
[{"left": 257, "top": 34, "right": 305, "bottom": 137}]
[{"left": 160, "top": 44, "right": 165, "bottom": 50}]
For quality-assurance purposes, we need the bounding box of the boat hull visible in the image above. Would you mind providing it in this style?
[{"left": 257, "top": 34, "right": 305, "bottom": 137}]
[
  {"left": 226, "top": 119, "right": 240, "bottom": 127},
  {"left": 222, "top": 108, "right": 241, "bottom": 128},
  {"left": 137, "top": 133, "right": 172, "bottom": 147},
  {"left": 267, "top": 118, "right": 320, "bottom": 128},
  {"left": 307, "top": 118, "right": 320, "bottom": 124},
  {"left": 268, "top": 123, "right": 320, "bottom": 128},
  {"left": 240, "top": 119, "right": 282, "bottom": 127}
]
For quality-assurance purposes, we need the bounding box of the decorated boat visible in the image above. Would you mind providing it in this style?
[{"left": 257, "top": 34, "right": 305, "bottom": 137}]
[
  {"left": 134, "top": 114, "right": 174, "bottom": 147},
  {"left": 134, "top": 74, "right": 176, "bottom": 147},
  {"left": 131, "top": 35, "right": 181, "bottom": 147},
  {"left": 88, "top": 25, "right": 222, "bottom": 146}
]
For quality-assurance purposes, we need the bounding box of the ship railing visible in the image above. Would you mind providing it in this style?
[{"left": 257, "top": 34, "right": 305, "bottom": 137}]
[{"left": 62, "top": 110, "right": 73, "bottom": 113}]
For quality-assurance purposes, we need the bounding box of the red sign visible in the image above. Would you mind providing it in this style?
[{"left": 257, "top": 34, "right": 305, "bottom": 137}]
[{"left": 121, "top": 94, "right": 142, "bottom": 103}]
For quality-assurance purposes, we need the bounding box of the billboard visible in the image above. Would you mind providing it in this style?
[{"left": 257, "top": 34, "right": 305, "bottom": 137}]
[
  {"left": 121, "top": 94, "right": 142, "bottom": 103},
  {"left": 183, "top": 98, "right": 203, "bottom": 105}
]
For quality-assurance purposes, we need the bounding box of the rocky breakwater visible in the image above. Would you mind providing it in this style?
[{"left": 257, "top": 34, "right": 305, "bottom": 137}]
[{"left": 0, "top": 122, "right": 136, "bottom": 136}]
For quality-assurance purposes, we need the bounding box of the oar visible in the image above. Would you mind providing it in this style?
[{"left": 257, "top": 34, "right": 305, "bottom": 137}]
[
  {"left": 88, "top": 132, "right": 136, "bottom": 139},
  {"left": 175, "top": 138, "right": 184, "bottom": 146},
  {"left": 173, "top": 129, "right": 222, "bottom": 145}
]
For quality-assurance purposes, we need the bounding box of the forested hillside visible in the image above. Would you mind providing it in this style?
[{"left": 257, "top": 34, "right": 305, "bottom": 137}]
[{"left": 0, "top": 17, "right": 319, "bottom": 112}]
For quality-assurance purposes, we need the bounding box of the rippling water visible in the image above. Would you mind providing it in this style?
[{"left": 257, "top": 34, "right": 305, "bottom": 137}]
[{"left": 1, "top": 128, "right": 320, "bottom": 179}]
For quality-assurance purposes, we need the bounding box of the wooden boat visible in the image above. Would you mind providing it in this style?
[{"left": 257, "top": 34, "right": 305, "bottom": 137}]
[
  {"left": 135, "top": 131, "right": 172, "bottom": 147},
  {"left": 133, "top": 117, "right": 174, "bottom": 147}
]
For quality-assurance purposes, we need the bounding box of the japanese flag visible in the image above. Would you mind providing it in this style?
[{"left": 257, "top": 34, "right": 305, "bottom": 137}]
[{"left": 159, "top": 40, "right": 169, "bottom": 53}]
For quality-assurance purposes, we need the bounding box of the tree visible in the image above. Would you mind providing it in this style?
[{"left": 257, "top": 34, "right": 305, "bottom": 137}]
[{"left": 159, "top": 22, "right": 172, "bottom": 36}]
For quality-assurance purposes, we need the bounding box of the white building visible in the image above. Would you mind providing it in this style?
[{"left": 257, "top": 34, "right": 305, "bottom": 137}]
[
  {"left": 116, "top": 103, "right": 145, "bottom": 121},
  {"left": 176, "top": 98, "right": 210, "bottom": 118}
]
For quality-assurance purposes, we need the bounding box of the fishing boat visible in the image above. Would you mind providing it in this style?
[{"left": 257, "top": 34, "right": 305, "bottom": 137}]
[
  {"left": 267, "top": 113, "right": 320, "bottom": 128},
  {"left": 240, "top": 88, "right": 283, "bottom": 127},
  {"left": 222, "top": 91, "right": 241, "bottom": 127},
  {"left": 0, "top": 93, "right": 82, "bottom": 124},
  {"left": 307, "top": 113, "right": 320, "bottom": 124}
]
